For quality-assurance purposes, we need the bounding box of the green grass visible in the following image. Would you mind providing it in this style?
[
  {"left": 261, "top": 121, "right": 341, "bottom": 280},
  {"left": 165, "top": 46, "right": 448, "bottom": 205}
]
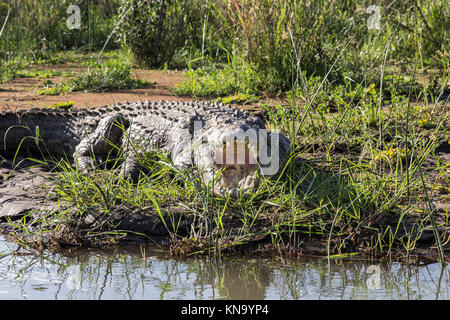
[
  {"left": 172, "top": 56, "right": 264, "bottom": 98},
  {"left": 38, "top": 61, "right": 148, "bottom": 95}
]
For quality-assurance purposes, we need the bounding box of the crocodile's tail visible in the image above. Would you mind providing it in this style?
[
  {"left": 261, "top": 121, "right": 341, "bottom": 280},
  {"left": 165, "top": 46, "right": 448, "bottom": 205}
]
[{"left": 0, "top": 108, "right": 81, "bottom": 158}]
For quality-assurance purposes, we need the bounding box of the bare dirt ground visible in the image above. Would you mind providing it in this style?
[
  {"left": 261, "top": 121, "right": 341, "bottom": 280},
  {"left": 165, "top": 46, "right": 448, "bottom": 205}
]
[
  {"left": 0, "top": 67, "right": 193, "bottom": 111},
  {"left": 0, "top": 64, "right": 285, "bottom": 113}
]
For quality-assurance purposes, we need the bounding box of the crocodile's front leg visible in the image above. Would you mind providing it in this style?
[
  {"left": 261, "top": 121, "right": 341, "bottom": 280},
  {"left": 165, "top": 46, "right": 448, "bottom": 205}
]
[
  {"left": 171, "top": 135, "right": 194, "bottom": 171},
  {"left": 74, "top": 114, "right": 129, "bottom": 172},
  {"left": 121, "top": 127, "right": 193, "bottom": 182}
]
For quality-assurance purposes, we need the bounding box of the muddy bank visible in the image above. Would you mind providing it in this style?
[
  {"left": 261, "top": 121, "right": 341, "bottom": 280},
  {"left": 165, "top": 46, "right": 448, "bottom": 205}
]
[
  {"left": 1, "top": 160, "right": 449, "bottom": 264},
  {"left": 0, "top": 161, "right": 177, "bottom": 246},
  {"left": 0, "top": 162, "right": 275, "bottom": 257}
]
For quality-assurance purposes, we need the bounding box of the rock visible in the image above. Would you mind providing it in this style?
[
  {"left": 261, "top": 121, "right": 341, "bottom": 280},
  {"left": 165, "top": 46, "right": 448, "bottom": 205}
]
[{"left": 0, "top": 166, "right": 54, "bottom": 219}]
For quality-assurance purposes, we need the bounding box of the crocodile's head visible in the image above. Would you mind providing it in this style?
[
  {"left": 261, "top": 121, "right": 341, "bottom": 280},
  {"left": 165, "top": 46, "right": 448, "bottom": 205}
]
[
  {"left": 194, "top": 123, "right": 266, "bottom": 198},
  {"left": 211, "top": 133, "right": 260, "bottom": 198}
]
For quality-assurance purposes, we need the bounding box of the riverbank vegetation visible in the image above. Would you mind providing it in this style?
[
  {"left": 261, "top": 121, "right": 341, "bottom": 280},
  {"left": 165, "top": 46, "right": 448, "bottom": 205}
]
[{"left": 0, "top": 0, "right": 448, "bottom": 263}]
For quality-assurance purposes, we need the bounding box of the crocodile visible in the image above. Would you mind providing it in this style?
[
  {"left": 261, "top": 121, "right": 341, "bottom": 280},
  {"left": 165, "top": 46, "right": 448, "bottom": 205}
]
[{"left": 0, "top": 100, "right": 290, "bottom": 197}]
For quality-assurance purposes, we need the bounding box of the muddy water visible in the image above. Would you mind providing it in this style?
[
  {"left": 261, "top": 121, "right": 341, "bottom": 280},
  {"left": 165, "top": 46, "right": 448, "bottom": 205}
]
[{"left": 0, "top": 235, "right": 448, "bottom": 300}]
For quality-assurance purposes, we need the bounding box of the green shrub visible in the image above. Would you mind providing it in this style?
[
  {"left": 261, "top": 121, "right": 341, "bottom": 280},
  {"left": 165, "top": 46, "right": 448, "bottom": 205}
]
[{"left": 116, "top": 0, "right": 206, "bottom": 68}]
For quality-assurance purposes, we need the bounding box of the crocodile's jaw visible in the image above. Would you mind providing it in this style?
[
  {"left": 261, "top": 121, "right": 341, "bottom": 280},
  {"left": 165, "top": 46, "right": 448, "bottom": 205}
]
[
  {"left": 193, "top": 132, "right": 261, "bottom": 198},
  {"left": 214, "top": 167, "right": 260, "bottom": 198},
  {"left": 211, "top": 138, "right": 259, "bottom": 197}
]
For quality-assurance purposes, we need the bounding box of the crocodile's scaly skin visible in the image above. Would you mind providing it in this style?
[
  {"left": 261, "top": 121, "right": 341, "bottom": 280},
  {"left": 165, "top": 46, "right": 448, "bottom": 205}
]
[{"left": 0, "top": 100, "right": 290, "bottom": 197}]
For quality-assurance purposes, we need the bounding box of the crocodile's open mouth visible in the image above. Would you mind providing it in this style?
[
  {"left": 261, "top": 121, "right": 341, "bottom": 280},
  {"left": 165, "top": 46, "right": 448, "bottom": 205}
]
[{"left": 211, "top": 137, "right": 259, "bottom": 197}]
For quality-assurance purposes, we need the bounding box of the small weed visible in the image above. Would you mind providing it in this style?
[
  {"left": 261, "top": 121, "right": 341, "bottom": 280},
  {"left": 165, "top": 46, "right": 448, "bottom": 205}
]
[
  {"left": 43, "top": 101, "right": 75, "bottom": 110},
  {"left": 374, "top": 147, "right": 411, "bottom": 163},
  {"left": 214, "top": 93, "right": 260, "bottom": 105}
]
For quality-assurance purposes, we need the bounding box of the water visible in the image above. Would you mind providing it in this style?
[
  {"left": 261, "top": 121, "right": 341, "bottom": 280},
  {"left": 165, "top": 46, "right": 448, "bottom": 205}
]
[{"left": 0, "top": 235, "right": 448, "bottom": 300}]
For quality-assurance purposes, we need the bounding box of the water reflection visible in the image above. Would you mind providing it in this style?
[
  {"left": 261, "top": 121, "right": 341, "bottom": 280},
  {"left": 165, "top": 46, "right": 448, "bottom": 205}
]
[{"left": 0, "top": 237, "right": 448, "bottom": 299}]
